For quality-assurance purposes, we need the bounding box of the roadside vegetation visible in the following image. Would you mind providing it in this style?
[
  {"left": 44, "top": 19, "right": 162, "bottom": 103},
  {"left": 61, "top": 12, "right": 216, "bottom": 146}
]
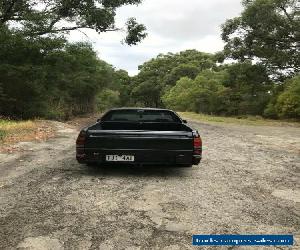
[
  {"left": 0, "top": 119, "right": 36, "bottom": 142},
  {"left": 0, "top": 118, "right": 55, "bottom": 153},
  {"left": 0, "top": 0, "right": 299, "bottom": 123},
  {"left": 178, "top": 112, "right": 300, "bottom": 127},
  {"left": 0, "top": 0, "right": 146, "bottom": 120},
  {"left": 131, "top": 0, "right": 299, "bottom": 119}
]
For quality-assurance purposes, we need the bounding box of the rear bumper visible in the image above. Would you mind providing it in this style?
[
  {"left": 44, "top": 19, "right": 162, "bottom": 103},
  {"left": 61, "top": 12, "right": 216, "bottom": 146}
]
[
  {"left": 76, "top": 147, "right": 201, "bottom": 165},
  {"left": 192, "top": 155, "right": 201, "bottom": 165}
]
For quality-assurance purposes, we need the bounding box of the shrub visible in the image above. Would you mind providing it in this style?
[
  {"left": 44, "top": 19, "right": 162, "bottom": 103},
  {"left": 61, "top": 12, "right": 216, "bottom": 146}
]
[{"left": 275, "top": 75, "right": 300, "bottom": 119}]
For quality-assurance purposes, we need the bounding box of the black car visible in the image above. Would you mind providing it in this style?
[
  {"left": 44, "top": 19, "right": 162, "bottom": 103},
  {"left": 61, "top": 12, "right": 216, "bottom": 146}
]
[{"left": 76, "top": 108, "right": 202, "bottom": 167}]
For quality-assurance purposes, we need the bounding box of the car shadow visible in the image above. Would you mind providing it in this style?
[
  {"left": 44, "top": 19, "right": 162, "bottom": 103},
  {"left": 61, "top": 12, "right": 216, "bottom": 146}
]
[{"left": 76, "top": 163, "right": 192, "bottom": 178}]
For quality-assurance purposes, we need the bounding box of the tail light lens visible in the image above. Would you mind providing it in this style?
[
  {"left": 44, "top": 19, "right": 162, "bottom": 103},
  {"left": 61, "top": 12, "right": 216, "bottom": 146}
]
[
  {"left": 76, "top": 131, "right": 86, "bottom": 146},
  {"left": 193, "top": 136, "right": 202, "bottom": 155}
]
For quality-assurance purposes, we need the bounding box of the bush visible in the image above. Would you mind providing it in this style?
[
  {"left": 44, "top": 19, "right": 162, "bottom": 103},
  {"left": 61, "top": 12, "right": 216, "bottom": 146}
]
[
  {"left": 263, "top": 103, "right": 278, "bottom": 119},
  {"left": 163, "top": 70, "right": 227, "bottom": 114},
  {"left": 274, "top": 75, "right": 300, "bottom": 119},
  {"left": 0, "top": 31, "right": 116, "bottom": 119},
  {"left": 96, "top": 89, "right": 121, "bottom": 111}
]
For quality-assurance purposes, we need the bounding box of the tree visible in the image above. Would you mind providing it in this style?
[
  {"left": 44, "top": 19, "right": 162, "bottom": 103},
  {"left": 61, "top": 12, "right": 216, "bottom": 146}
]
[
  {"left": 96, "top": 89, "right": 120, "bottom": 111},
  {"left": 0, "top": 27, "right": 64, "bottom": 118},
  {"left": 163, "top": 70, "right": 227, "bottom": 114},
  {"left": 0, "top": 0, "right": 147, "bottom": 45},
  {"left": 113, "top": 70, "right": 134, "bottom": 106},
  {"left": 162, "top": 77, "right": 196, "bottom": 111},
  {"left": 221, "top": 0, "right": 299, "bottom": 78},
  {"left": 133, "top": 50, "right": 217, "bottom": 107},
  {"left": 222, "top": 61, "right": 272, "bottom": 115},
  {"left": 189, "top": 70, "right": 228, "bottom": 114},
  {"left": 0, "top": 27, "right": 117, "bottom": 119},
  {"left": 274, "top": 75, "right": 300, "bottom": 118},
  {"left": 165, "top": 64, "right": 200, "bottom": 85},
  {"left": 131, "top": 79, "right": 164, "bottom": 107}
]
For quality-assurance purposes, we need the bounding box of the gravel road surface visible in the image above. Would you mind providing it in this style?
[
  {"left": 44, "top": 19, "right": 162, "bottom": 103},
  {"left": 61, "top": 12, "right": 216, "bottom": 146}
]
[{"left": 0, "top": 119, "right": 299, "bottom": 250}]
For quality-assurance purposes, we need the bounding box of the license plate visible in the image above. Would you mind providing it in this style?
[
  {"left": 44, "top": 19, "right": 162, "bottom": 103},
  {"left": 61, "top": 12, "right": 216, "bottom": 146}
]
[{"left": 105, "top": 155, "right": 135, "bottom": 162}]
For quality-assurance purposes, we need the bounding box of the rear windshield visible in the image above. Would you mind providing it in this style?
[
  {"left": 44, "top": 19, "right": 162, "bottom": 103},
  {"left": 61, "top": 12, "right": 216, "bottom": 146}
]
[{"left": 101, "top": 110, "right": 181, "bottom": 123}]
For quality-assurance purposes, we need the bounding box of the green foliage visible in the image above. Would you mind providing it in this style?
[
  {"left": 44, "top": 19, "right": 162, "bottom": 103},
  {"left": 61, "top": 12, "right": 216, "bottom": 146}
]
[
  {"left": 0, "top": 129, "right": 6, "bottom": 141},
  {"left": 133, "top": 50, "right": 217, "bottom": 107},
  {"left": 152, "top": 58, "right": 274, "bottom": 117},
  {"left": 263, "top": 103, "right": 278, "bottom": 119},
  {"left": 0, "top": 0, "right": 146, "bottom": 45},
  {"left": 222, "top": 61, "right": 272, "bottom": 115},
  {"left": 95, "top": 69, "right": 135, "bottom": 111},
  {"left": 113, "top": 70, "right": 135, "bottom": 107},
  {"left": 221, "top": 0, "right": 299, "bottom": 78},
  {"left": 163, "top": 77, "right": 195, "bottom": 111},
  {"left": 165, "top": 64, "right": 200, "bottom": 85},
  {"left": 131, "top": 79, "right": 164, "bottom": 107},
  {"left": 275, "top": 75, "right": 300, "bottom": 118},
  {"left": 0, "top": 0, "right": 143, "bottom": 120},
  {"left": 163, "top": 70, "right": 227, "bottom": 114},
  {"left": 124, "top": 18, "right": 147, "bottom": 46},
  {"left": 96, "top": 89, "right": 121, "bottom": 111},
  {"left": 0, "top": 28, "right": 116, "bottom": 119},
  {"left": 1, "top": 0, "right": 298, "bottom": 122}
]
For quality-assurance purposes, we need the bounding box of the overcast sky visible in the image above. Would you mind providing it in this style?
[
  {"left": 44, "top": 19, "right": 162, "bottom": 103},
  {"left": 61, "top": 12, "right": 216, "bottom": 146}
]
[{"left": 69, "top": 0, "right": 242, "bottom": 75}]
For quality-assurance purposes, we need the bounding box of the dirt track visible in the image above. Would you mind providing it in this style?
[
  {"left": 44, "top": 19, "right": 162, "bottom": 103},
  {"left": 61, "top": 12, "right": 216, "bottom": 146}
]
[{"left": 0, "top": 119, "right": 299, "bottom": 250}]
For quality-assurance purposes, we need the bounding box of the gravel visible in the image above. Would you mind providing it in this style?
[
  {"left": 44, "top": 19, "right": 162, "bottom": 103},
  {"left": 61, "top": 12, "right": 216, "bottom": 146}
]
[{"left": 0, "top": 119, "right": 299, "bottom": 250}]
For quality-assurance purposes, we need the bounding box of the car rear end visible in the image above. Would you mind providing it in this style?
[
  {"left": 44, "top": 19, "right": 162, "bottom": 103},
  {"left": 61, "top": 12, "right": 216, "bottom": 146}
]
[
  {"left": 77, "top": 130, "right": 202, "bottom": 166},
  {"left": 76, "top": 109, "right": 202, "bottom": 166}
]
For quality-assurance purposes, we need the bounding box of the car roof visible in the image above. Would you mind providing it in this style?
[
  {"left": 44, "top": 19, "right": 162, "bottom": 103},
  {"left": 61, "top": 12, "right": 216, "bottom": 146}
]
[{"left": 108, "top": 107, "right": 172, "bottom": 112}]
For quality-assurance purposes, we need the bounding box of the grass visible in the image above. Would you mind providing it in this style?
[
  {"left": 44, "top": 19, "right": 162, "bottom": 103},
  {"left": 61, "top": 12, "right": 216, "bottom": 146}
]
[
  {"left": 0, "top": 118, "right": 56, "bottom": 153},
  {"left": 0, "top": 129, "right": 7, "bottom": 141},
  {"left": 0, "top": 119, "right": 37, "bottom": 142},
  {"left": 178, "top": 112, "right": 300, "bottom": 127}
]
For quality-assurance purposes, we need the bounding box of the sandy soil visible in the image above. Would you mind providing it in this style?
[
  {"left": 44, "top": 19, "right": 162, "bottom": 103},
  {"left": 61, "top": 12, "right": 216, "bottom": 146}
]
[{"left": 0, "top": 118, "right": 299, "bottom": 250}]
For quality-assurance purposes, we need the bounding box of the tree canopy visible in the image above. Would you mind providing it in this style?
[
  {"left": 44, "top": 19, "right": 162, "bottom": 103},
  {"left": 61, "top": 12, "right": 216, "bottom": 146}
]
[
  {"left": 0, "top": 0, "right": 147, "bottom": 119},
  {"left": 221, "top": 0, "right": 299, "bottom": 78},
  {"left": 128, "top": 46, "right": 299, "bottom": 119},
  {"left": 0, "top": 0, "right": 147, "bottom": 45},
  {"left": 1, "top": 0, "right": 299, "bottom": 120},
  {"left": 132, "top": 50, "right": 217, "bottom": 107},
  {"left": 276, "top": 75, "right": 300, "bottom": 118},
  {"left": 0, "top": 31, "right": 116, "bottom": 119}
]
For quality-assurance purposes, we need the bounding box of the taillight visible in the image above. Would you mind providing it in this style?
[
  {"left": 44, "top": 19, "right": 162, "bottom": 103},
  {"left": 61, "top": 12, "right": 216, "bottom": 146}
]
[
  {"left": 194, "top": 137, "right": 202, "bottom": 148},
  {"left": 76, "top": 131, "right": 86, "bottom": 146},
  {"left": 193, "top": 136, "right": 202, "bottom": 155}
]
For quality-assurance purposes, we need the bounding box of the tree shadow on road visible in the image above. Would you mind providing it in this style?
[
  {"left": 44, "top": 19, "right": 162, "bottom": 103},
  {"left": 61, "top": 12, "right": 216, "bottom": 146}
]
[{"left": 76, "top": 163, "right": 192, "bottom": 178}]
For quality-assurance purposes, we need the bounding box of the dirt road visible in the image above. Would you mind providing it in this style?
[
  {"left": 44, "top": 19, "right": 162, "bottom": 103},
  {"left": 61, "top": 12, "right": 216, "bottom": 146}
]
[{"left": 0, "top": 119, "right": 299, "bottom": 250}]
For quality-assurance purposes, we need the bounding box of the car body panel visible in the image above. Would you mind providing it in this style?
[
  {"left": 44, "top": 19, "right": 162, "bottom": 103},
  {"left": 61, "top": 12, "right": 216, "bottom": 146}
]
[{"left": 76, "top": 108, "right": 202, "bottom": 166}]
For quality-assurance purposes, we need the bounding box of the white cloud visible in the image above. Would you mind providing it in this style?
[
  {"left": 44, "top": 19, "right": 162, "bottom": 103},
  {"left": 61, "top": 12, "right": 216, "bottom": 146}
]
[{"left": 68, "top": 0, "right": 242, "bottom": 75}]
